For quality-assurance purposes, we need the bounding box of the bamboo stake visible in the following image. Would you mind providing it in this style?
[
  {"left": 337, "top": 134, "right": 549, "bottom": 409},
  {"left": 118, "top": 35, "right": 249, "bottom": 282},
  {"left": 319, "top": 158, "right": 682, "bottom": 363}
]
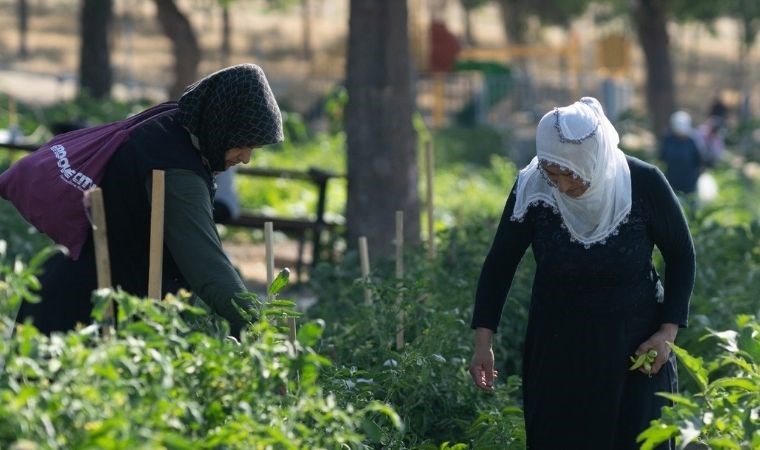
[
  {"left": 395, "top": 210, "right": 404, "bottom": 350},
  {"left": 432, "top": 73, "right": 445, "bottom": 128},
  {"left": 358, "top": 236, "right": 371, "bottom": 305},
  {"left": 265, "top": 222, "right": 275, "bottom": 293},
  {"left": 425, "top": 138, "right": 436, "bottom": 262},
  {"left": 8, "top": 97, "right": 17, "bottom": 127},
  {"left": 265, "top": 222, "right": 297, "bottom": 343},
  {"left": 89, "top": 188, "right": 114, "bottom": 334},
  {"left": 148, "top": 170, "right": 165, "bottom": 300}
]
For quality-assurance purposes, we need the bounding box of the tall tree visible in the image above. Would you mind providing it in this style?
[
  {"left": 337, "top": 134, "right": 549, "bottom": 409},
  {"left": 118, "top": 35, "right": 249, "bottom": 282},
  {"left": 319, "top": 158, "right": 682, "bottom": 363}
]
[
  {"left": 79, "top": 0, "right": 113, "bottom": 98},
  {"left": 345, "top": 0, "right": 420, "bottom": 260},
  {"left": 494, "top": 0, "right": 590, "bottom": 45},
  {"left": 723, "top": 0, "right": 760, "bottom": 120},
  {"left": 262, "top": 0, "right": 314, "bottom": 63},
  {"left": 221, "top": 3, "right": 231, "bottom": 67},
  {"left": 17, "top": 0, "right": 28, "bottom": 59},
  {"left": 630, "top": 0, "right": 675, "bottom": 137},
  {"left": 301, "top": 0, "right": 313, "bottom": 61},
  {"left": 459, "top": 0, "right": 489, "bottom": 46},
  {"left": 154, "top": 0, "right": 200, "bottom": 99}
]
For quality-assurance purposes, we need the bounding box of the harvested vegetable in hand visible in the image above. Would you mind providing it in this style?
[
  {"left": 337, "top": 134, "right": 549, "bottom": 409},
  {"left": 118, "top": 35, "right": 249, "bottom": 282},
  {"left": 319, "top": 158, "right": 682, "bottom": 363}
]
[{"left": 629, "top": 349, "right": 658, "bottom": 376}]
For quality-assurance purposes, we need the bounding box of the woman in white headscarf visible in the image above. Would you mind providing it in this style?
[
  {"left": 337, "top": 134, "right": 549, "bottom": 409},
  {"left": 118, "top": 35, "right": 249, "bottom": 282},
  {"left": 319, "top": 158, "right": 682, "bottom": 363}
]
[{"left": 469, "top": 97, "right": 695, "bottom": 450}]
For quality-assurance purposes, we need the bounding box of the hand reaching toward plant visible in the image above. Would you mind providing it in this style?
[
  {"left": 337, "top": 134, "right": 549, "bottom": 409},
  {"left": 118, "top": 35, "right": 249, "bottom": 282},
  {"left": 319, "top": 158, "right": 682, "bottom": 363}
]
[
  {"left": 632, "top": 323, "right": 678, "bottom": 376},
  {"left": 470, "top": 327, "right": 499, "bottom": 392}
]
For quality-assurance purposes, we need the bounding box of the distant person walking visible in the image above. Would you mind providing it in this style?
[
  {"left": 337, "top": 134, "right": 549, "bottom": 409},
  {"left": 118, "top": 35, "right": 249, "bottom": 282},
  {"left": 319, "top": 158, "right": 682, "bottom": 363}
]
[{"left": 659, "top": 111, "right": 703, "bottom": 196}]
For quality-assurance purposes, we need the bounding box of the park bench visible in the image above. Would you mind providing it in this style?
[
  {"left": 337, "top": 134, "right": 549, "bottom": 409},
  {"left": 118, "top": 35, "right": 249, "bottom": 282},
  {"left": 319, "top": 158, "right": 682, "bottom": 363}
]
[
  {"left": 218, "top": 165, "right": 342, "bottom": 280},
  {"left": 0, "top": 141, "right": 343, "bottom": 280}
]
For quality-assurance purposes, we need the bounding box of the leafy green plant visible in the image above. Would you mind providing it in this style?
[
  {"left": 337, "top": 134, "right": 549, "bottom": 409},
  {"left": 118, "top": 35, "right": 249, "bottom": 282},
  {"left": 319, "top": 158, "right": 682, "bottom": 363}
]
[
  {"left": 0, "top": 203, "right": 53, "bottom": 261},
  {"left": 638, "top": 315, "right": 760, "bottom": 450},
  {"left": 0, "top": 256, "right": 402, "bottom": 449},
  {"left": 307, "top": 224, "right": 528, "bottom": 448}
]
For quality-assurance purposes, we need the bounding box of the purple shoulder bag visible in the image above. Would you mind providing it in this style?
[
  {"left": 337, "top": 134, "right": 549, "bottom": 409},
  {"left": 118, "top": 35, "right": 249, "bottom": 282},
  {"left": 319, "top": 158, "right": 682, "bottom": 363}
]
[{"left": 0, "top": 102, "right": 178, "bottom": 260}]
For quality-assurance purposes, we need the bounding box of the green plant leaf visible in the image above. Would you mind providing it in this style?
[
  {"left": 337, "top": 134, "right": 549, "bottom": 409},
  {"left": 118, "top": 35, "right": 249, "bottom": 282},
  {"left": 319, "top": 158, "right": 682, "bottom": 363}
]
[
  {"left": 708, "top": 377, "right": 758, "bottom": 392},
  {"left": 361, "top": 417, "right": 383, "bottom": 442},
  {"left": 705, "top": 437, "right": 742, "bottom": 449},
  {"left": 636, "top": 423, "right": 679, "bottom": 450},
  {"left": 737, "top": 326, "right": 760, "bottom": 362},
  {"left": 297, "top": 320, "right": 324, "bottom": 347},
  {"left": 268, "top": 268, "right": 291, "bottom": 296},
  {"left": 656, "top": 392, "right": 700, "bottom": 408},
  {"left": 670, "top": 343, "right": 709, "bottom": 391}
]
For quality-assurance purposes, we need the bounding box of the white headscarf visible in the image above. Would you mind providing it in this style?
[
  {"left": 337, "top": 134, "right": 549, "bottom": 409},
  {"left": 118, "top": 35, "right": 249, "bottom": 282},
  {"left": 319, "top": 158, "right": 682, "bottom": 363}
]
[{"left": 512, "top": 97, "right": 631, "bottom": 247}]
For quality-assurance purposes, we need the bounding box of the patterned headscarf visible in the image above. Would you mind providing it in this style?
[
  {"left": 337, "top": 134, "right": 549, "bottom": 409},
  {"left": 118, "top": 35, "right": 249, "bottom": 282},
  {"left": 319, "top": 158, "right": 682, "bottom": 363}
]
[{"left": 178, "top": 64, "right": 284, "bottom": 171}]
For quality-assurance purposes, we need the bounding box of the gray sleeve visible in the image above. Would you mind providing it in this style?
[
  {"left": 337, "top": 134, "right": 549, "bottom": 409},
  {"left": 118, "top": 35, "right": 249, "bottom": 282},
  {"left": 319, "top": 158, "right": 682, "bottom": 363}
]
[{"left": 148, "top": 168, "right": 250, "bottom": 333}]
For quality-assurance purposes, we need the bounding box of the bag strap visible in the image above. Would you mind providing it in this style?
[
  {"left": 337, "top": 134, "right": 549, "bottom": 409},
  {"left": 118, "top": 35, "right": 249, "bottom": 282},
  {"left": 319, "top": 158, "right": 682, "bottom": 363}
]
[{"left": 124, "top": 102, "right": 179, "bottom": 132}]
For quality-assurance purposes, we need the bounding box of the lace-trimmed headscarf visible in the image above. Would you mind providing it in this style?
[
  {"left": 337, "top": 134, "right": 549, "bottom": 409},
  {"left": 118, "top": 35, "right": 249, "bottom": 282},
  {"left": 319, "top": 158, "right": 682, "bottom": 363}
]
[
  {"left": 178, "top": 64, "right": 284, "bottom": 172},
  {"left": 512, "top": 97, "right": 631, "bottom": 247}
]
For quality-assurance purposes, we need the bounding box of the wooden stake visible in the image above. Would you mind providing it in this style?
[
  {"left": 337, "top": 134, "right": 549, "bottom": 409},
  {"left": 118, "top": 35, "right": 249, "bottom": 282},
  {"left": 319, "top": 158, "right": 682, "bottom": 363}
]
[
  {"left": 8, "top": 97, "right": 17, "bottom": 126},
  {"left": 89, "top": 187, "right": 114, "bottom": 334},
  {"left": 265, "top": 221, "right": 275, "bottom": 291},
  {"left": 432, "top": 73, "right": 445, "bottom": 128},
  {"left": 148, "top": 170, "right": 165, "bottom": 300},
  {"left": 358, "top": 236, "right": 371, "bottom": 305},
  {"left": 395, "top": 211, "right": 404, "bottom": 350},
  {"left": 265, "top": 221, "right": 297, "bottom": 343},
  {"left": 425, "top": 139, "right": 436, "bottom": 262}
]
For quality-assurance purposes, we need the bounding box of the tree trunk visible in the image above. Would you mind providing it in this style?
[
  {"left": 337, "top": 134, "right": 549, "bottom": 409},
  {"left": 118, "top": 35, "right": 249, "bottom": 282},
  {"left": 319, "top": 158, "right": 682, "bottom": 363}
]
[
  {"left": 154, "top": 0, "right": 200, "bottom": 99},
  {"left": 221, "top": 5, "right": 231, "bottom": 67},
  {"left": 345, "top": 0, "right": 420, "bottom": 261},
  {"left": 495, "top": 0, "right": 529, "bottom": 45},
  {"left": 463, "top": 7, "right": 473, "bottom": 46},
  {"left": 631, "top": 0, "right": 675, "bottom": 137},
  {"left": 301, "top": 0, "right": 313, "bottom": 61},
  {"left": 737, "top": 16, "right": 756, "bottom": 155},
  {"left": 18, "top": 0, "right": 28, "bottom": 59},
  {"left": 78, "top": 0, "right": 112, "bottom": 99}
]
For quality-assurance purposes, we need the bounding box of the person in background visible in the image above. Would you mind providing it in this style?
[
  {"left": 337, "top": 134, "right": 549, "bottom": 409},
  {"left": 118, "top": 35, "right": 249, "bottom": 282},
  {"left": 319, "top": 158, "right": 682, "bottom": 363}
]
[
  {"left": 17, "top": 64, "right": 283, "bottom": 336},
  {"left": 707, "top": 92, "right": 728, "bottom": 128},
  {"left": 697, "top": 115, "right": 725, "bottom": 168},
  {"left": 659, "top": 110, "right": 703, "bottom": 196},
  {"left": 469, "top": 97, "right": 695, "bottom": 450},
  {"left": 213, "top": 167, "right": 241, "bottom": 223}
]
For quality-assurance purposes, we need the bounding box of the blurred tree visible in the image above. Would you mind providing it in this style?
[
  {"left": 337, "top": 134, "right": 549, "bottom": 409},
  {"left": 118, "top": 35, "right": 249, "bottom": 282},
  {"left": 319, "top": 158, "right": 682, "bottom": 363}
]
[
  {"left": 604, "top": 0, "right": 754, "bottom": 135},
  {"left": 722, "top": 0, "right": 760, "bottom": 122},
  {"left": 494, "top": 0, "right": 590, "bottom": 45},
  {"left": 17, "top": 0, "right": 28, "bottom": 59},
  {"left": 629, "top": 0, "right": 675, "bottom": 137},
  {"left": 345, "top": 0, "right": 421, "bottom": 260},
  {"left": 262, "top": 0, "right": 314, "bottom": 62},
  {"left": 154, "top": 0, "right": 200, "bottom": 99},
  {"left": 219, "top": 0, "right": 232, "bottom": 67},
  {"left": 492, "top": 0, "right": 591, "bottom": 111},
  {"left": 459, "top": 0, "right": 489, "bottom": 46},
  {"left": 79, "top": 0, "right": 113, "bottom": 99},
  {"left": 301, "top": 0, "right": 313, "bottom": 61}
]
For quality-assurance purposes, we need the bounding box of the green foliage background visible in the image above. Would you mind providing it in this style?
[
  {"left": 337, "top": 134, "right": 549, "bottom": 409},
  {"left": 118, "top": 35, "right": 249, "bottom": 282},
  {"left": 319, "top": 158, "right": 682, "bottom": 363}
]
[{"left": 0, "top": 98, "right": 759, "bottom": 448}]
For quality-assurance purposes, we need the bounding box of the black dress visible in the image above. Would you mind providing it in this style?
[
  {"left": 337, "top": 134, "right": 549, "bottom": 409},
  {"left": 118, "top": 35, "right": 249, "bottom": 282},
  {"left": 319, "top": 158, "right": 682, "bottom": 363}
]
[{"left": 472, "top": 156, "right": 695, "bottom": 450}]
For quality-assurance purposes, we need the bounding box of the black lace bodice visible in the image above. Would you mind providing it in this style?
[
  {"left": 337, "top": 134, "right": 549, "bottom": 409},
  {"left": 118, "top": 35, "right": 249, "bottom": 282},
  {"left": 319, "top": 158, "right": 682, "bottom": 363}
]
[{"left": 472, "top": 156, "right": 695, "bottom": 331}]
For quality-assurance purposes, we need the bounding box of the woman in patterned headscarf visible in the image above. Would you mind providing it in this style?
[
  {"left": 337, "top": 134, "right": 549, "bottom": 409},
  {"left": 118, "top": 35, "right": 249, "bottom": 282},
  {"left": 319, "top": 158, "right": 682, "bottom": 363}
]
[
  {"left": 18, "top": 64, "right": 283, "bottom": 336},
  {"left": 469, "top": 97, "right": 695, "bottom": 449}
]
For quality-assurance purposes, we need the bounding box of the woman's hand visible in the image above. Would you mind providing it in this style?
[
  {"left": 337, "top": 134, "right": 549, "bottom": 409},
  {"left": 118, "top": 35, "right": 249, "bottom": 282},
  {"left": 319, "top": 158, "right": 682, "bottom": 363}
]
[
  {"left": 633, "top": 323, "right": 678, "bottom": 375},
  {"left": 470, "top": 327, "right": 498, "bottom": 392}
]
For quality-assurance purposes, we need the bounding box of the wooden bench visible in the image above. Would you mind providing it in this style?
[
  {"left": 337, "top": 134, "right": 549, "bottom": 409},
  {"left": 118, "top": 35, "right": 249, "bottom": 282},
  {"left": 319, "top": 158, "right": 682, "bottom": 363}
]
[
  {"left": 219, "top": 166, "right": 342, "bottom": 280},
  {"left": 0, "top": 141, "right": 343, "bottom": 280}
]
